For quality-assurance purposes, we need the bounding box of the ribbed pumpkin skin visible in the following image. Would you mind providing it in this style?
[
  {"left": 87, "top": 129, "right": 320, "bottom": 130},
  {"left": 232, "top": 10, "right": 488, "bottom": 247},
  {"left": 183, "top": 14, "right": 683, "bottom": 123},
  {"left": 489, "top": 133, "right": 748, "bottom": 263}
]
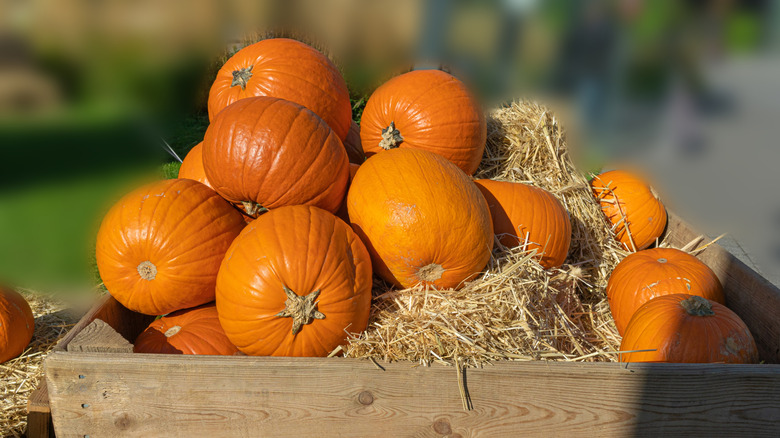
[
  {"left": 216, "top": 205, "right": 373, "bottom": 357},
  {"left": 620, "top": 294, "right": 758, "bottom": 363},
  {"left": 207, "top": 38, "right": 351, "bottom": 140},
  {"left": 203, "top": 96, "right": 349, "bottom": 217},
  {"left": 134, "top": 303, "right": 238, "bottom": 355},
  {"left": 475, "top": 179, "right": 571, "bottom": 269},
  {"left": 608, "top": 248, "right": 725, "bottom": 335},
  {"left": 360, "top": 70, "right": 486, "bottom": 175},
  {"left": 178, "top": 142, "right": 211, "bottom": 189},
  {"left": 347, "top": 148, "right": 493, "bottom": 289},
  {"left": 0, "top": 288, "right": 35, "bottom": 363},
  {"left": 591, "top": 170, "right": 667, "bottom": 251},
  {"left": 96, "top": 179, "right": 245, "bottom": 315},
  {"left": 344, "top": 121, "right": 365, "bottom": 164}
]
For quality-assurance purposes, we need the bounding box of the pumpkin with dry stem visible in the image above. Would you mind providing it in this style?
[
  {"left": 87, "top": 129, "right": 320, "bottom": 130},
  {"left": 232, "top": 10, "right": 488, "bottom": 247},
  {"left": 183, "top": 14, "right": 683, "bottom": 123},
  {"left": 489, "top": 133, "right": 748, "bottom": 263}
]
[
  {"left": 96, "top": 179, "right": 245, "bottom": 315},
  {"left": 619, "top": 294, "right": 758, "bottom": 363},
  {"left": 134, "top": 303, "right": 238, "bottom": 355},
  {"left": 215, "top": 205, "right": 372, "bottom": 357},
  {"left": 347, "top": 148, "right": 493, "bottom": 289}
]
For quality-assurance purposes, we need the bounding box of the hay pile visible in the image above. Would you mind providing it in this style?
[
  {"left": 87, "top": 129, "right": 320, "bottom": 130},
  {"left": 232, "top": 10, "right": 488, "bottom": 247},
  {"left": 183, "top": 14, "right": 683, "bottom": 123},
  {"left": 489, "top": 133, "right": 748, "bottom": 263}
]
[
  {"left": 344, "top": 100, "right": 629, "bottom": 366},
  {"left": 1, "top": 291, "right": 79, "bottom": 437}
]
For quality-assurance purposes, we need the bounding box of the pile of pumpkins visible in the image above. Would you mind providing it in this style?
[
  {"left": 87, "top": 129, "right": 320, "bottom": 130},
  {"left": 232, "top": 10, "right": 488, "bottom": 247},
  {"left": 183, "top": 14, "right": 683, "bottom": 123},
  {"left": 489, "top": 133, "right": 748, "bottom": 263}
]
[{"left": 0, "top": 37, "right": 753, "bottom": 364}]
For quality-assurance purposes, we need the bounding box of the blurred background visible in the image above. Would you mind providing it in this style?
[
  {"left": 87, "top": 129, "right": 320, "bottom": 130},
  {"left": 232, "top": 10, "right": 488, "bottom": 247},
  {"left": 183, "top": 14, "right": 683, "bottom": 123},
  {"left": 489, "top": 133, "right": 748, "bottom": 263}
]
[{"left": 1, "top": 0, "right": 778, "bottom": 295}]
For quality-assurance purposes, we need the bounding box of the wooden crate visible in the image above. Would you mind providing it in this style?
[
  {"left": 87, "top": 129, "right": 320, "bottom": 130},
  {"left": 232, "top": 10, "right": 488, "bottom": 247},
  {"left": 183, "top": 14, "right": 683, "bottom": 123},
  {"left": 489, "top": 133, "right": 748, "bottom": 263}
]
[{"left": 42, "top": 213, "right": 780, "bottom": 437}]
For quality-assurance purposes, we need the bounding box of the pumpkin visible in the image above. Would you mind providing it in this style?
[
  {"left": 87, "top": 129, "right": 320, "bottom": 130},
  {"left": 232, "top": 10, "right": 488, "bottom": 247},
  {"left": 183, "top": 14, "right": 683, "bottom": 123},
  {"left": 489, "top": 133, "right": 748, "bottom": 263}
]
[
  {"left": 0, "top": 287, "right": 35, "bottom": 363},
  {"left": 207, "top": 38, "right": 351, "bottom": 141},
  {"left": 347, "top": 148, "right": 493, "bottom": 289},
  {"left": 607, "top": 247, "right": 725, "bottom": 335},
  {"left": 344, "top": 120, "right": 365, "bottom": 164},
  {"left": 134, "top": 303, "right": 238, "bottom": 355},
  {"left": 590, "top": 170, "right": 666, "bottom": 251},
  {"left": 359, "top": 69, "right": 486, "bottom": 175},
  {"left": 216, "top": 205, "right": 372, "bottom": 357},
  {"left": 619, "top": 294, "right": 758, "bottom": 363},
  {"left": 335, "top": 163, "right": 361, "bottom": 223},
  {"left": 202, "top": 96, "right": 349, "bottom": 218},
  {"left": 96, "top": 179, "right": 245, "bottom": 315},
  {"left": 178, "top": 142, "right": 212, "bottom": 189},
  {"left": 475, "top": 179, "right": 571, "bottom": 269}
]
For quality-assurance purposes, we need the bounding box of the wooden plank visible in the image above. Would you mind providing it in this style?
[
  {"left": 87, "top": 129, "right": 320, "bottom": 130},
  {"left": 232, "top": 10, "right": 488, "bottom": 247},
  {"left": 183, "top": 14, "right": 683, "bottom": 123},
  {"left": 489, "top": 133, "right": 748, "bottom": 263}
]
[
  {"left": 67, "top": 319, "right": 134, "bottom": 353},
  {"left": 663, "top": 212, "right": 780, "bottom": 363},
  {"left": 46, "top": 353, "right": 780, "bottom": 438},
  {"left": 54, "top": 294, "right": 155, "bottom": 352},
  {"left": 26, "top": 378, "right": 55, "bottom": 438}
]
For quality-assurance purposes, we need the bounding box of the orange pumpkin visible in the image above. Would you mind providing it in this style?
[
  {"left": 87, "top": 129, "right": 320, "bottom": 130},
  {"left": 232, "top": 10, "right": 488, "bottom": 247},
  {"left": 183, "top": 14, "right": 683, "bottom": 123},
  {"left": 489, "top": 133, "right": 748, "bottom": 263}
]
[
  {"left": 591, "top": 170, "right": 666, "bottom": 251},
  {"left": 203, "top": 96, "right": 349, "bottom": 218},
  {"left": 344, "top": 121, "right": 365, "bottom": 164},
  {"left": 0, "top": 287, "right": 35, "bottom": 363},
  {"left": 96, "top": 179, "right": 245, "bottom": 315},
  {"left": 619, "top": 294, "right": 758, "bottom": 363},
  {"left": 475, "top": 179, "right": 571, "bottom": 269},
  {"left": 348, "top": 148, "right": 493, "bottom": 289},
  {"left": 208, "top": 38, "right": 351, "bottom": 141},
  {"left": 134, "top": 303, "right": 238, "bottom": 355},
  {"left": 335, "top": 163, "right": 361, "bottom": 223},
  {"left": 607, "top": 247, "right": 725, "bottom": 335},
  {"left": 216, "top": 205, "right": 372, "bottom": 357},
  {"left": 178, "top": 142, "right": 212, "bottom": 189},
  {"left": 360, "top": 70, "right": 486, "bottom": 175}
]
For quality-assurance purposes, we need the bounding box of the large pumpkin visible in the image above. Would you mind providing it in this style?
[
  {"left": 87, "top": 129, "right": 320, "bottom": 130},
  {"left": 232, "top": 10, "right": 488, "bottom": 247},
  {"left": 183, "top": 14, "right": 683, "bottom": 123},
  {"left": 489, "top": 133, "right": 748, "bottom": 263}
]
[
  {"left": 475, "top": 179, "right": 571, "bottom": 269},
  {"left": 591, "top": 170, "right": 666, "bottom": 251},
  {"left": 619, "top": 294, "right": 758, "bottom": 363},
  {"left": 134, "top": 303, "right": 238, "bottom": 355},
  {"left": 96, "top": 179, "right": 246, "bottom": 315},
  {"left": 203, "top": 96, "right": 349, "bottom": 218},
  {"left": 0, "top": 287, "right": 35, "bottom": 363},
  {"left": 348, "top": 148, "right": 493, "bottom": 289},
  {"left": 216, "top": 205, "right": 372, "bottom": 357},
  {"left": 178, "top": 142, "right": 211, "bottom": 189},
  {"left": 359, "top": 69, "right": 486, "bottom": 175},
  {"left": 607, "top": 247, "right": 725, "bottom": 335},
  {"left": 207, "top": 38, "right": 351, "bottom": 141}
]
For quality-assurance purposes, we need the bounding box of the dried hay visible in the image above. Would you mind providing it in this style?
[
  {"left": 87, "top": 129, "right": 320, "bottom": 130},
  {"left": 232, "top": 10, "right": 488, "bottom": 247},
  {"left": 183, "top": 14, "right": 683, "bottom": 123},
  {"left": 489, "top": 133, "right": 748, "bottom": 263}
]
[
  {"left": 344, "top": 100, "right": 630, "bottom": 366},
  {"left": 1, "top": 290, "right": 79, "bottom": 437}
]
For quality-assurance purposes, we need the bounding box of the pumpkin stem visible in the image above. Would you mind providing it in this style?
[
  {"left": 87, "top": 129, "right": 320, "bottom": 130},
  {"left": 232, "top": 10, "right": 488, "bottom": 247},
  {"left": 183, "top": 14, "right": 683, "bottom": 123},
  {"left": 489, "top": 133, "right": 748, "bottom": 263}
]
[
  {"left": 231, "top": 65, "right": 253, "bottom": 90},
  {"left": 137, "top": 261, "right": 157, "bottom": 281},
  {"left": 417, "top": 263, "right": 445, "bottom": 283},
  {"left": 679, "top": 295, "right": 715, "bottom": 316},
  {"left": 241, "top": 201, "right": 268, "bottom": 217},
  {"left": 164, "top": 326, "right": 181, "bottom": 337},
  {"left": 379, "top": 122, "right": 404, "bottom": 150},
  {"left": 275, "top": 285, "right": 325, "bottom": 335}
]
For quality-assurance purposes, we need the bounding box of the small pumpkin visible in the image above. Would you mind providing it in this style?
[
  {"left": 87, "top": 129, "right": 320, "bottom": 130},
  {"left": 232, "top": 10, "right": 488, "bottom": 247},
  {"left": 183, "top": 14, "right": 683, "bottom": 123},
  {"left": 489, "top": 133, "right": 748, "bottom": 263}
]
[
  {"left": 208, "top": 38, "right": 351, "bottom": 141},
  {"left": 335, "top": 163, "right": 361, "bottom": 223},
  {"left": 607, "top": 247, "right": 725, "bottom": 335},
  {"left": 619, "top": 294, "right": 758, "bottom": 363},
  {"left": 360, "top": 69, "right": 486, "bottom": 175},
  {"left": 0, "top": 287, "right": 35, "bottom": 363},
  {"left": 347, "top": 148, "right": 493, "bottom": 289},
  {"left": 203, "top": 96, "right": 349, "bottom": 218},
  {"left": 344, "top": 121, "right": 365, "bottom": 164},
  {"left": 591, "top": 170, "right": 666, "bottom": 251},
  {"left": 134, "top": 303, "right": 238, "bottom": 355},
  {"left": 216, "top": 205, "right": 372, "bottom": 357},
  {"left": 178, "top": 142, "right": 212, "bottom": 189},
  {"left": 475, "top": 179, "right": 571, "bottom": 269},
  {"left": 96, "top": 179, "right": 245, "bottom": 315}
]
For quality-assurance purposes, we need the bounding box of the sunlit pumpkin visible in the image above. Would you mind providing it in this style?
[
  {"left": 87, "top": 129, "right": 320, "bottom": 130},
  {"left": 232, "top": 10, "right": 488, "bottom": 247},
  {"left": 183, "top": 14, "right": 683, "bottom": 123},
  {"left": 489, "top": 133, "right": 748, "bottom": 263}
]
[
  {"left": 0, "top": 287, "right": 35, "bottom": 363},
  {"left": 178, "top": 142, "right": 211, "bottom": 189}
]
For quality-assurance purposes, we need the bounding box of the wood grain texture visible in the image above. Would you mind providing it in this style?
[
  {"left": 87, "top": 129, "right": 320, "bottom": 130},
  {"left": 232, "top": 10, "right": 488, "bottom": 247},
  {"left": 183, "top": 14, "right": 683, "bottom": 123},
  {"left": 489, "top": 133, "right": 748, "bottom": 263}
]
[
  {"left": 54, "top": 294, "right": 155, "bottom": 352},
  {"left": 26, "top": 378, "right": 55, "bottom": 438},
  {"left": 46, "top": 353, "right": 780, "bottom": 438},
  {"left": 67, "top": 319, "right": 134, "bottom": 353},
  {"left": 663, "top": 212, "right": 780, "bottom": 363}
]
